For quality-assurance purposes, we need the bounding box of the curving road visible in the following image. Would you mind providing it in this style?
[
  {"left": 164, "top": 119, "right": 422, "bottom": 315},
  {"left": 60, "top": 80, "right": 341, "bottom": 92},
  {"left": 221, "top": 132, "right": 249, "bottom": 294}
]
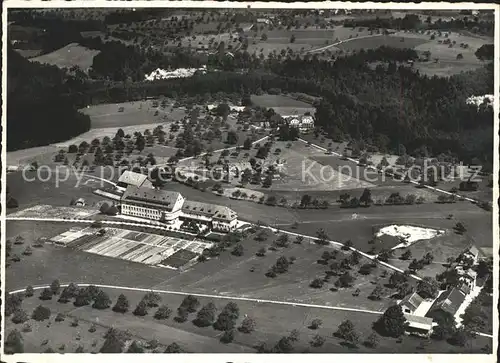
[{"left": 8, "top": 283, "right": 383, "bottom": 316}]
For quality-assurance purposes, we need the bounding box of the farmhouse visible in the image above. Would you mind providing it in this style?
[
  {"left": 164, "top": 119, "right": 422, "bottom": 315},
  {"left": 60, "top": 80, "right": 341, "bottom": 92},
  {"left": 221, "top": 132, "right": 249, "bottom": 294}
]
[
  {"left": 282, "top": 114, "right": 315, "bottom": 132},
  {"left": 116, "top": 170, "right": 153, "bottom": 192},
  {"left": 427, "top": 287, "right": 466, "bottom": 317},
  {"left": 400, "top": 292, "right": 425, "bottom": 314},
  {"left": 403, "top": 314, "right": 434, "bottom": 338},
  {"left": 119, "top": 185, "right": 238, "bottom": 232},
  {"left": 399, "top": 291, "right": 437, "bottom": 337}
]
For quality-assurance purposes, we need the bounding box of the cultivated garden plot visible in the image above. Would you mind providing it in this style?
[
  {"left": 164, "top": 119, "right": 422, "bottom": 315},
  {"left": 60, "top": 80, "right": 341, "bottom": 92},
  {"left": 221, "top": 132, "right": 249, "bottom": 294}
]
[{"left": 50, "top": 227, "right": 213, "bottom": 269}]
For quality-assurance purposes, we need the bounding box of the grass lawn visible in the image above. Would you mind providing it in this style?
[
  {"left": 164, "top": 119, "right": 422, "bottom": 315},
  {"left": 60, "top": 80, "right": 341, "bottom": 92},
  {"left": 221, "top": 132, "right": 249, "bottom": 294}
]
[
  {"left": 5, "top": 221, "right": 178, "bottom": 292},
  {"left": 79, "top": 100, "right": 187, "bottom": 129},
  {"left": 251, "top": 94, "right": 314, "bottom": 109},
  {"left": 336, "top": 35, "right": 429, "bottom": 51},
  {"left": 152, "top": 228, "right": 396, "bottom": 311},
  {"left": 394, "top": 31, "right": 493, "bottom": 77},
  {"left": 6, "top": 171, "right": 106, "bottom": 213},
  {"left": 6, "top": 285, "right": 491, "bottom": 353},
  {"left": 29, "top": 43, "right": 100, "bottom": 71}
]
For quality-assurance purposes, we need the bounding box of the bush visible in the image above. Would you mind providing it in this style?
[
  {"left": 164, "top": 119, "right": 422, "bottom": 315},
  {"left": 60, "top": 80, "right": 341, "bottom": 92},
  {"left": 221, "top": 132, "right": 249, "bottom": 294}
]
[
  {"left": 309, "top": 319, "right": 323, "bottom": 330},
  {"left": 310, "top": 278, "right": 324, "bottom": 289},
  {"left": 310, "top": 334, "right": 325, "bottom": 347},
  {"left": 55, "top": 313, "right": 65, "bottom": 322}
]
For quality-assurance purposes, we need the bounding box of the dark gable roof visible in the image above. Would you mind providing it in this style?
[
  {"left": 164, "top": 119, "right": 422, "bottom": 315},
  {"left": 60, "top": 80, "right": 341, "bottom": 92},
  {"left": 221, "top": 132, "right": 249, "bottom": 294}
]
[
  {"left": 400, "top": 292, "right": 425, "bottom": 311},
  {"left": 429, "top": 287, "right": 465, "bottom": 316},
  {"left": 122, "top": 185, "right": 181, "bottom": 211},
  {"left": 182, "top": 200, "right": 237, "bottom": 221}
]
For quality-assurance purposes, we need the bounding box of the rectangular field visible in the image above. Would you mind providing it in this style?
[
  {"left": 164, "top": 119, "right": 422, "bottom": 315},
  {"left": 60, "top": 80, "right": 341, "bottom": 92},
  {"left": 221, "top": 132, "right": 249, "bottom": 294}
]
[
  {"left": 251, "top": 94, "right": 314, "bottom": 108},
  {"left": 336, "top": 35, "right": 429, "bottom": 51},
  {"left": 29, "top": 43, "right": 100, "bottom": 70},
  {"left": 8, "top": 204, "right": 97, "bottom": 219},
  {"left": 50, "top": 227, "right": 212, "bottom": 269}
]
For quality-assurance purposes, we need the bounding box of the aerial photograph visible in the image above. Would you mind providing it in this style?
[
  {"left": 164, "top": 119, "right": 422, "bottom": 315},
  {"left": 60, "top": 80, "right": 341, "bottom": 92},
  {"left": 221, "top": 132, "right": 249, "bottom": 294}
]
[{"left": 3, "top": 5, "right": 496, "bottom": 356}]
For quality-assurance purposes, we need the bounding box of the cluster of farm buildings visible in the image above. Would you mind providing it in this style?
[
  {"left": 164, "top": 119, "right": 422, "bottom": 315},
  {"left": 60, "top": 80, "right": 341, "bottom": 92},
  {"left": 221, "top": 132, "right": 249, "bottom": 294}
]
[
  {"left": 399, "top": 246, "right": 482, "bottom": 337},
  {"left": 97, "top": 171, "right": 238, "bottom": 233}
]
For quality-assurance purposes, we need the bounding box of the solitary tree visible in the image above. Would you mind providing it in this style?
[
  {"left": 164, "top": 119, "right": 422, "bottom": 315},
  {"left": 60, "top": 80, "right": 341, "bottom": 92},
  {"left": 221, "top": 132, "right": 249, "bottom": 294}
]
[
  {"left": 401, "top": 250, "right": 412, "bottom": 260},
  {"left": 154, "top": 305, "right": 172, "bottom": 320},
  {"left": 310, "top": 318, "right": 323, "bottom": 330},
  {"left": 239, "top": 316, "right": 256, "bottom": 333},
  {"left": 127, "top": 341, "right": 144, "bottom": 353},
  {"left": 25, "top": 285, "right": 34, "bottom": 297},
  {"left": 374, "top": 304, "right": 407, "bottom": 337},
  {"left": 32, "top": 305, "right": 51, "bottom": 321},
  {"left": 39, "top": 288, "right": 53, "bottom": 301},
  {"left": 165, "top": 342, "right": 183, "bottom": 353},
  {"left": 112, "top": 294, "right": 130, "bottom": 313},
  {"left": 11, "top": 309, "right": 29, "bottom": 324},
  {"left": 5, "top": 329, "right": 24, "bottom": 354},
  {"left": 194, "top": 302, "right": 217, "bottom": 327},
  {"left": 335, "top": 320, "right": 359, "bottom": 346},
  {"left": 92, "top": 291, "right": 112, "bottom": 310},
  {"left": 133, "top": 300, "right": 148, "bottom": 316},
  {"left": 214, "top": 302, "right": 240, "bottom": 331},
  {"left": 310, "top": 334, "right": 326, "bottom": 347}
]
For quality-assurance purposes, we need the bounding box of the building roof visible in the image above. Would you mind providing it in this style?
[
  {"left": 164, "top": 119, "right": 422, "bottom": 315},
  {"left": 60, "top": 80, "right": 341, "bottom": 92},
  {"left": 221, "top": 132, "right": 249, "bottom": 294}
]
[
  {"left": 118, "top": 171, "right": 149, "bottom": 188},
  {"left": 400, "top": 292, "right": 425, "bottom": 312},
  {"left": 122, "top": 185, "right": 182, "bottom": 211},
  {"left": 404, "top": 314, "right": 433, "bottom": 331},
  {"left": 429, "top": 287, "right": 466, "bottom": 316},
  {"left": 182, "top": 200, "right": 237, "bottom": 221},
  {"left": 466, "top": 245, "right": 479, "bottom": 258}
]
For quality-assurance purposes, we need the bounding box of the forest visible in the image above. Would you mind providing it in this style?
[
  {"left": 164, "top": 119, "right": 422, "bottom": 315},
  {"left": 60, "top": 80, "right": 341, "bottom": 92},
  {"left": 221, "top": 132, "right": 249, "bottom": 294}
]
[
  {"left": 7, "top": 24, "right": 493, "bottom": 166},
  {"left": 7, "top": 47, "right": 91, "bottom": 151},
  {"left": 344, "top": 14, "right": 494, "bottom": 36}
]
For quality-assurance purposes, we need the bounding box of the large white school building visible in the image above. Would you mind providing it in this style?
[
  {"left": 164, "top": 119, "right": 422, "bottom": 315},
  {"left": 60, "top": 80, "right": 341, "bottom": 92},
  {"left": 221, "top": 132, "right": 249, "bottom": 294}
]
[{"left": 119, "top": 184, "right": 238, "bottom": 232}]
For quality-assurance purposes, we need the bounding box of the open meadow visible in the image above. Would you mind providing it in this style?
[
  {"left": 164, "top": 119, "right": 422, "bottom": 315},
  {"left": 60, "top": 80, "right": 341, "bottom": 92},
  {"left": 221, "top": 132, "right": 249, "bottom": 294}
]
[{"left": 29, "top": 43, "right": 100, "bottom": 71}]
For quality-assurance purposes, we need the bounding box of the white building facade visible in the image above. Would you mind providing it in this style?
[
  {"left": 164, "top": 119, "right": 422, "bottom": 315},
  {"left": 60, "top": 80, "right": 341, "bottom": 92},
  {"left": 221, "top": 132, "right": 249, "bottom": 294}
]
[{"left": 120, "top": 185, "right": 238, "bottom": 232}]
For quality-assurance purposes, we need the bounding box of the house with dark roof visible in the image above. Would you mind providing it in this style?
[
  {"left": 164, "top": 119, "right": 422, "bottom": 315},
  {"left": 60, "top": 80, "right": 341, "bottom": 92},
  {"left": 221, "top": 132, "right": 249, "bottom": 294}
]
[
  {"left": 427, "top": 287, "right": 466, "bottom": 317},
  {"left": 400, "top": 292, "right": 425, "bottom": 315},
  {"left": 121, "top": 185, "right": 185, "bottom": 223},
  {"left": 182, "top": 200, "right": 238, "bottom": 232}
]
